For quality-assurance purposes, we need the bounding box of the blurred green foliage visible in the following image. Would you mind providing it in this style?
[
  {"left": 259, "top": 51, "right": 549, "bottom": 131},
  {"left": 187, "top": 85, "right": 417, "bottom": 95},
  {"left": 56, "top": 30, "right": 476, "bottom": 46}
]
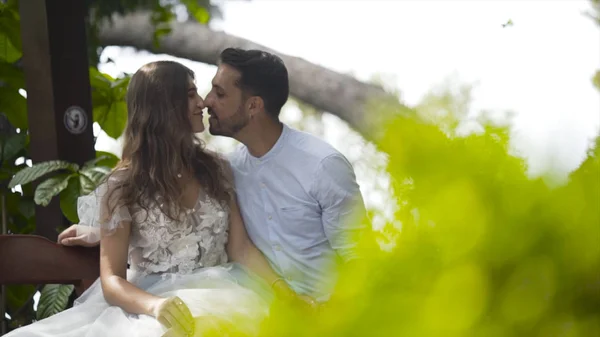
[{"left": 255, "top": 100, "right": 600, "bottom": 337}]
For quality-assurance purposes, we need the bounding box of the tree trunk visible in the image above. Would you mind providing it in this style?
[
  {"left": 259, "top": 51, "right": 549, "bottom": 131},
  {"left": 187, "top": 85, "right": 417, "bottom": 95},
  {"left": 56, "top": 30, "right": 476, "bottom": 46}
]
[{"left": 97, "top": 12, "right": 402, "bottom": 139}]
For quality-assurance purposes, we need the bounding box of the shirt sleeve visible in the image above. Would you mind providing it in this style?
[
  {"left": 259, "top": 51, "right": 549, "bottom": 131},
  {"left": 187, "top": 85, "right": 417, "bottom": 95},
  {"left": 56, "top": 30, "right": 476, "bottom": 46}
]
[{"left": 310, "top": 153, "right": 368, "bottom": 262}]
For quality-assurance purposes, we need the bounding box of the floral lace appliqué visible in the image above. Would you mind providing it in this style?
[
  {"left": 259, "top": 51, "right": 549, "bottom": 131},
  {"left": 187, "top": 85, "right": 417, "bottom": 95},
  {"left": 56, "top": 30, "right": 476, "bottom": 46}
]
[{"left": 127, "top": 194, "right": 230, "bottom": 277}]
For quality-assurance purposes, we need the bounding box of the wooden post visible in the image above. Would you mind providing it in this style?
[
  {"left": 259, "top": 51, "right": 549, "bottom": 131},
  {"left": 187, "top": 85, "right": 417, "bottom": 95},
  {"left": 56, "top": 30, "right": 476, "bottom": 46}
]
[{"left": 18, "top": 0, "right": 95, "bottom": 241}]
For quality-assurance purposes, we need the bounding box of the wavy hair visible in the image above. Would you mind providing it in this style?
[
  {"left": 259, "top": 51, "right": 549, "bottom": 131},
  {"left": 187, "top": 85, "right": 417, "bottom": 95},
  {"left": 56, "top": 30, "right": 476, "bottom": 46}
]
[{"left": 106, "top": 60, "right": 230, "bottom": 220}]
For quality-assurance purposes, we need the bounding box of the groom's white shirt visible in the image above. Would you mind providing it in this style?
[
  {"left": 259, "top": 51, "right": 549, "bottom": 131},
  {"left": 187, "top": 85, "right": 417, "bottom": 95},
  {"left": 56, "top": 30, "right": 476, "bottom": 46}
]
[{"left": 228, "top": 124, "right": 367, "bottom": 301}]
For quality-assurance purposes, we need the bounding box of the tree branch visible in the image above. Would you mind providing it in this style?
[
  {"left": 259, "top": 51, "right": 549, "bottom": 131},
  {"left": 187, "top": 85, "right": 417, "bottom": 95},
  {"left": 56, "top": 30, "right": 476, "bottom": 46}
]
[{"left": 97, "top": 11, "right": 402, "bottom": 139}]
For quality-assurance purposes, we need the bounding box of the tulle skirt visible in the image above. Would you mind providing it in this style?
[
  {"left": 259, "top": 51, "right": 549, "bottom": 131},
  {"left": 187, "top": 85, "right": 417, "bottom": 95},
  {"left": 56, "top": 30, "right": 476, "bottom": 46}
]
[{"left": 4, "top": 263, "right": 274, "bottom": 337}]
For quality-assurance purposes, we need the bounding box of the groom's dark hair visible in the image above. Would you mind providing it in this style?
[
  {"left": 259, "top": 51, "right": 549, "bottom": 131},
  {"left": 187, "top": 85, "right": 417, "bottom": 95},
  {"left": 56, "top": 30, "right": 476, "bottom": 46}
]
[{"left": 218, "top": 48, "right": 289, "bottom": 120}]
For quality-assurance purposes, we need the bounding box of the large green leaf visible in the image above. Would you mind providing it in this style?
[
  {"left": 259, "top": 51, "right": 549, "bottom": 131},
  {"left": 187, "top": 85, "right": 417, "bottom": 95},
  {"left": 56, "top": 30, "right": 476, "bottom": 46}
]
[
  {"left": 60, "top": 176, "right": 81, "bottom": 223},
  {"left": 0, "top": 86, "right": 27, "bottom": 129},
  {"left": 8, "top": 160, "right": 79, "bottom": 188},
  {"left": 36, "top": 284, "right": 74, "bottom": 320},
  {"left": 91, "top": 71, "right": 129, "bottom": 139},
  {"left": 34, "top": 173, "right": 73, "bottom": 206}
]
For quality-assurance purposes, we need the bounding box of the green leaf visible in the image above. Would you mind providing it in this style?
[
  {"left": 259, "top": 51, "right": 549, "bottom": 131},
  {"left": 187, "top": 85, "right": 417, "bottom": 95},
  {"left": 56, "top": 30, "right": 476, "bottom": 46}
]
[
  {"left": 34, "top": 173, "right": 72, "bottom": 206},
  {"left": 0, "top": 86, "right": 27, "bottom": 129},
  {"left": 0, "top": 60, "right": 25, "bottom": 89},
  {"left": 111, "top": 75, "right": 130, "bottom": 90},
  {"left": 86, "top": 151, "right": 120, "bottom": 169},
  {"left": 36, "top": 284, "right": 74, "bottom": 320},
  {"left": 79, "top": 166, "right": 110, "bottom": 194},
  {"left": 100, "top": 101, "right": 127, "bottom": 139},
  {"left": 8, "top": 160, "right": 79, "bottom": 188},
  {"left": 0, "top": 1, "right": 22, "bottom": 62},
  {"left": 60, "top": 176, "right": 81, "bottom": 223},
  {"left": 0, "top": 30, "right": 21, "bottom": 63},
  {"left": 0, "top": 132, "right": 27, "bottom": 162},
  {"left": 91, "top": 71, "right": 129, "bottom": 139},
  {"left": 89, "top": 66, "right": 114, "bottom": 87},
  {"left": 182, "top": 0, "right": 211, "bottom": 24}
]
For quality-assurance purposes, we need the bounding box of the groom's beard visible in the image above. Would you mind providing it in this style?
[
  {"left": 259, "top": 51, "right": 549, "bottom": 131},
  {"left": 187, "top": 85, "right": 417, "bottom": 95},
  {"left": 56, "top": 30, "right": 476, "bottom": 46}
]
[{"left": 208, "top": 106, "right": 249, "bottom": 137}]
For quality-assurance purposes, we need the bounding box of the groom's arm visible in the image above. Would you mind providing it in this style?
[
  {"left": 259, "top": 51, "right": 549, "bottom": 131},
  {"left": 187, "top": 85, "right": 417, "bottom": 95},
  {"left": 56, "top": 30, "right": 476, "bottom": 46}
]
[{"left": 312, "top": 153, "right": 369, "bottom": 262}]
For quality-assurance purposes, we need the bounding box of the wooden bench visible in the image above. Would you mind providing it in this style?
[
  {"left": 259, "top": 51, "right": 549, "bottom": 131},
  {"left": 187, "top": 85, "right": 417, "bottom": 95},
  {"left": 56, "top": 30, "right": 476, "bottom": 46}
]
[
  {"left": 0, "top": 234, "right": 100, "bottom": 334},
  {"left": 0, "top": 234, "right": 99, "bottom": 293}
]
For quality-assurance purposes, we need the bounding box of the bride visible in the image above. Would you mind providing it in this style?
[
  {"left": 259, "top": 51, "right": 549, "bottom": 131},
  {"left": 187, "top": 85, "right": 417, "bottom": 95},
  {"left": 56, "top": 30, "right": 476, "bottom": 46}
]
[{"left": 5, "top": 60, "right": 311, "bottom": 337}]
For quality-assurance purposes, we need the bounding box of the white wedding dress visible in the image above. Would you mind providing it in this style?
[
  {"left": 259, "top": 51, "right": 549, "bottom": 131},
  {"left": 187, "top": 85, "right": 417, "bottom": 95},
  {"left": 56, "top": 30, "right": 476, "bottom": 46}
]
[{"left": 5, "top": 175, "right": 273, "bottom": 337}]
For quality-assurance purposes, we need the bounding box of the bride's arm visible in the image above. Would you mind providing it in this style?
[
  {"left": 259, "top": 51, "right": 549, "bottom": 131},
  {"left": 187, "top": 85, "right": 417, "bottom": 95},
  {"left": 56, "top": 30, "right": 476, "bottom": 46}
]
[
  {"left": 99, "top": 220, "right": 195, "bottom": 334},
  {"left": 226, "top": 195, "right": 314, "bottom": 306},
  {"left": 99, "top": 220, "right": 157, "bottom": 315}
]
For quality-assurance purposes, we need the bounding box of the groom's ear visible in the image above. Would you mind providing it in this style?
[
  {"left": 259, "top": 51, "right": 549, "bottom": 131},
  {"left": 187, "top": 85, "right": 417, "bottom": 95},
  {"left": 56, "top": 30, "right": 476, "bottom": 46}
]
[{"left": 248, "top": 96, "right": 264, "bottom": 115}]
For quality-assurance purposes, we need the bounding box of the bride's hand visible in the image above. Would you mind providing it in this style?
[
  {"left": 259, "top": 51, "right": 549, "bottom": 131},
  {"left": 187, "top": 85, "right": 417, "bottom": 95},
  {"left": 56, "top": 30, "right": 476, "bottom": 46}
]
[{"left": 154, "top": 296, "right": 195, "bottom": 337}]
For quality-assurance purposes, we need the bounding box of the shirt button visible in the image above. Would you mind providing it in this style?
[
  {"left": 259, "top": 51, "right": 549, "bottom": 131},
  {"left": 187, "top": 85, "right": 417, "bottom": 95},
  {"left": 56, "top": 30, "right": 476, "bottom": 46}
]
[
  {"left": 274, "top": 245, "right": 281, "bottom": 251},
  {"left": 268, "top": 215, "right": 272, "bottom": 220}
]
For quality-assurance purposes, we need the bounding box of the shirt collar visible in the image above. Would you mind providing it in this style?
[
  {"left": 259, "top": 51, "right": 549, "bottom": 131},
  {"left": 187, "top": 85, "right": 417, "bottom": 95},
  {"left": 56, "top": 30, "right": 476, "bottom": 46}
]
[{"left": 248, "top": 123, "right": 289, "bottom": 165}]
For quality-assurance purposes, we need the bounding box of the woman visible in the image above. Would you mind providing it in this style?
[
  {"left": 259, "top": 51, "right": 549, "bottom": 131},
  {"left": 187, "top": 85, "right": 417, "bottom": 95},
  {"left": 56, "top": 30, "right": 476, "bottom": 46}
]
[{"left": 6, "top": 61, "right": 306, "bottom": 337}]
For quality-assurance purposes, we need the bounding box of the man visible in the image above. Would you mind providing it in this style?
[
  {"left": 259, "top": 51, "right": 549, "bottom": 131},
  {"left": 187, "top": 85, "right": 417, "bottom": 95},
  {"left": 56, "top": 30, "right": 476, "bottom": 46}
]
[{"left": 59, "top": 48, "right": 368, "bottom": 304}]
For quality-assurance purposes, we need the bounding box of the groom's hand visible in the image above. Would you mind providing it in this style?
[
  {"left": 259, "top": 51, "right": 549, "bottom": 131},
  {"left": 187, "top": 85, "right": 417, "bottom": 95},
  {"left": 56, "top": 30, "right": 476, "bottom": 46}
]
[{"left": 57, "top": 224, "right": 98, "bottom": 247}]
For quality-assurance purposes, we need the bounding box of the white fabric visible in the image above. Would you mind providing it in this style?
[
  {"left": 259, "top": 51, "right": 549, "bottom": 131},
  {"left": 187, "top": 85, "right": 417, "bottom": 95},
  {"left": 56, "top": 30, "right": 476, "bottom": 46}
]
[
  {"left": 5, "top": 266, "right": 271, "bottom": 337},
  {"left": 5, "top": 175, "right": 273, "bottom": 337}
]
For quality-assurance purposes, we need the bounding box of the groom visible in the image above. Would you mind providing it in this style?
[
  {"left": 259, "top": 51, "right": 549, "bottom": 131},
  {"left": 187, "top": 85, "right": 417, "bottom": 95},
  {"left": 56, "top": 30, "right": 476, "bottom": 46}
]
[{"left": 59, "top": 48, "right": 368, "bottom": 304}]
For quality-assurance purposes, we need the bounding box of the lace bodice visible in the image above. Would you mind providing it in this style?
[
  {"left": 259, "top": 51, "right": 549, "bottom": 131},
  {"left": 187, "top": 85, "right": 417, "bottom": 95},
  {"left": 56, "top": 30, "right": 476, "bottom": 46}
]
[
  {"left": 127, "top": 193, "right": 230, "bottom": 275},
  {"left": 76, "top": 175, "right": 230, "bottom": 276}
]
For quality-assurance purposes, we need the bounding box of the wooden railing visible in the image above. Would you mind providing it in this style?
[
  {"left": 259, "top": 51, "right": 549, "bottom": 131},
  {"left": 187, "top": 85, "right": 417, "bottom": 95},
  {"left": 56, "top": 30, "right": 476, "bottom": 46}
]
[{"left": 0, "top": 234, "right": 99, "bottom": 335}]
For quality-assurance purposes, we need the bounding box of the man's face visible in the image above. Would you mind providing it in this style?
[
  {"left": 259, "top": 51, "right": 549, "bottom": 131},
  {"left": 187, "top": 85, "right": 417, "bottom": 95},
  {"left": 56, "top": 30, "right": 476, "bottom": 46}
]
[{"left": 204, "top": 64, "right": 250, "bottom": 137}]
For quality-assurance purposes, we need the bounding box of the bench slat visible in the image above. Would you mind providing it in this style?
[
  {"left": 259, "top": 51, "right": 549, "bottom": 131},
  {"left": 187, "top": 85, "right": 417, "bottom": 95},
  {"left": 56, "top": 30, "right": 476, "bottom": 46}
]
[{"left": 0, "top": 235, "right": 99, "bottom": 285}]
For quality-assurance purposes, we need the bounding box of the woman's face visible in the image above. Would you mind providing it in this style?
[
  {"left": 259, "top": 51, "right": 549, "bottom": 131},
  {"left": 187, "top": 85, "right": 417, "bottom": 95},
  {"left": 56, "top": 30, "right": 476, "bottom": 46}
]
[{"left": 187, "top": 76, "right": 206, "bottom": 133}]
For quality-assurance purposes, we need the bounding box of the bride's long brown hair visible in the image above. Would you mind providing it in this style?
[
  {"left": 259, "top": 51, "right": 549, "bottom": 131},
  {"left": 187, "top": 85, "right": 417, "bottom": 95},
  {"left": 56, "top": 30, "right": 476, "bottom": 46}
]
[{"left": 105, "top": 60, "right": 230, "bottom": 220}]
